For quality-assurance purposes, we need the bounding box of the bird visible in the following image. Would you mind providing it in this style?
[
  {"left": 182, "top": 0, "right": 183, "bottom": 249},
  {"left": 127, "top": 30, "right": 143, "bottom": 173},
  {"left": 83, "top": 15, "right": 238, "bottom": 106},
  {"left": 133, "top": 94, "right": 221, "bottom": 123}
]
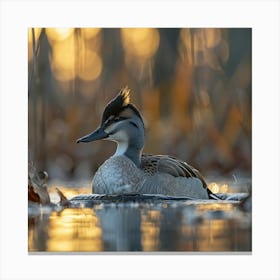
[{"left": 77, "top": 87, "right": 218, "bottom": 199}]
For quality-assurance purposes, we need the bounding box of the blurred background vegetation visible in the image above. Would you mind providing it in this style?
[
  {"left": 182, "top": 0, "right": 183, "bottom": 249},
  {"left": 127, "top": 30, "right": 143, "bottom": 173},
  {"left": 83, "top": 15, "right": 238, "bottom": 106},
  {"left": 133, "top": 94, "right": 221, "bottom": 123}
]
[{"left": 28, "top": 28, "right": 251, "bottom": 182}]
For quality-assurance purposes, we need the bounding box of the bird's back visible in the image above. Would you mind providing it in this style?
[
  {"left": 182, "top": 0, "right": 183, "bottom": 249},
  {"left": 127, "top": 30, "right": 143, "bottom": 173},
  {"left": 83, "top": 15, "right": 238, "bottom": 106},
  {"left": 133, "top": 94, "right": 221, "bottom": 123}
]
[{"left": 140, "top": 154, "right": 209, "bottom": 198}]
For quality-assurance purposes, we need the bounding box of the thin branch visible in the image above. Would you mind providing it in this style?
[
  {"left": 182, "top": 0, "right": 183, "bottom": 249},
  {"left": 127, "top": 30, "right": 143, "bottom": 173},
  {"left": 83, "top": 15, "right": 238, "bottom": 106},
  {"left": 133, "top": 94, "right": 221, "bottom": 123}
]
[{"left": 28, "top": 28, "right": 43, "bottom": 96}]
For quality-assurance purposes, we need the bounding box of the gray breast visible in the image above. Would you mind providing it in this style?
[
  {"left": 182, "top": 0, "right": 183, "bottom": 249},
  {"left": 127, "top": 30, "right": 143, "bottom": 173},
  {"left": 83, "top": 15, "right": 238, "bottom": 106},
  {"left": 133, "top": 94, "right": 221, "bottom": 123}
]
[{"left": 92, "top": 155, "right": 144, "bottom": 194}]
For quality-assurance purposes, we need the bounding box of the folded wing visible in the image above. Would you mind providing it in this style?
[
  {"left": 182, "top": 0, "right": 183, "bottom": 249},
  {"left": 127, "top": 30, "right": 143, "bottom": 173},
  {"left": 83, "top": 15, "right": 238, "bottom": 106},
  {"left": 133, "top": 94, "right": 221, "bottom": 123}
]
[{"left": 140, "top": 154, "right": 207, "bottom": 189}]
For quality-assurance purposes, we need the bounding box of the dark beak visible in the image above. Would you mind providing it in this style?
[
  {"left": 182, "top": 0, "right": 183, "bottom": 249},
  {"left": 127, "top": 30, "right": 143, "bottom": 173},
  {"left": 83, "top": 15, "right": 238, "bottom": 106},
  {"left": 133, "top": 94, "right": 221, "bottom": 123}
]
[{"left": 76, "top": 127, "right": 108, "bottom": 143}]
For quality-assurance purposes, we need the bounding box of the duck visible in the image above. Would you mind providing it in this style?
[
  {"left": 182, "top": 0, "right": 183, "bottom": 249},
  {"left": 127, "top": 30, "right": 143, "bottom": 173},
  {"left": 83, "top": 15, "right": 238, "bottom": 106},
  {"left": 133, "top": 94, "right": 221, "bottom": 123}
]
[{"left": 77, "top": 87, "right": 218, "bottom": 199}]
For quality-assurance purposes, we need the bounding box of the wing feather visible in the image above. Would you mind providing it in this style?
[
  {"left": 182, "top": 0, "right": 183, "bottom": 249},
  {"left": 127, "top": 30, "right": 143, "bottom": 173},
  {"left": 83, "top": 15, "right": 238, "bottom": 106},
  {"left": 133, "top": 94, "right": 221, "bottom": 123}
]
[{"left": 141, "top": 154, "right": 207, "bottom": 188}]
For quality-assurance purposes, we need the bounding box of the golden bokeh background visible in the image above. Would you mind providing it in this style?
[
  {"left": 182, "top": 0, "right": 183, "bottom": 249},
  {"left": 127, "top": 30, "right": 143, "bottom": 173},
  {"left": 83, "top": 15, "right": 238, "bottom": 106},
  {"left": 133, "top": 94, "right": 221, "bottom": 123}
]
[{"left": 28, "top": 28, "right": 251, "bottom": 182}]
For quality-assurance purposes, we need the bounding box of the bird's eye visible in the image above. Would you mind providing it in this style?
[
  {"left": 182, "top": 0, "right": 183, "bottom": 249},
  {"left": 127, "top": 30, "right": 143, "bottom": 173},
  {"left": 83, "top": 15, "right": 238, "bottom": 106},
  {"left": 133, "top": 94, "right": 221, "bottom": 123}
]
[{"left": 113, "top": 117, "right": 121, "bottom": 122}]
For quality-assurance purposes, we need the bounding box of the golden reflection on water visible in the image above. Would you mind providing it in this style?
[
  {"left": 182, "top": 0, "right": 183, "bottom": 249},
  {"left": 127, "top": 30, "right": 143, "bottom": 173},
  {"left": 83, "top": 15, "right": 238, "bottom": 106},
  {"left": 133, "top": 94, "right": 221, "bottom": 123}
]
[
  {"left": 47, "top": 208, "right": 103, "bottom": 252},
  {"left": 28, "top": 202, "right": 250, "bottom": 252},
  {"left": 195, "top": 219, "right": 229, "bottom": 251},
  {"left": 141, "top": 210, "right": 160, "bottom": 251},
  {"left": 29, "top": 184, "right": 251, "bottom": 252},
  {"left": 194, "top": 203, "right": 248, "bottom": 251},
  {"left": 195, "top": 202, "right": 234, "bottom": 212}
]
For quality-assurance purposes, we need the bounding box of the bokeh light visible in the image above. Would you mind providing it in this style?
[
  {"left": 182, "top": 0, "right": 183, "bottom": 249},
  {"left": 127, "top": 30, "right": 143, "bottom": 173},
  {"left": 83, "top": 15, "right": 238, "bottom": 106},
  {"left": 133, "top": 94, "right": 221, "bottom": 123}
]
[
  {"left": 121, "top": 28, "right": 160, "bottom": 60},
  {"left": 180, "top": 28, "right": 225, "bottom": 68},
  {"left": 81, "top": 28, "right": 101, "bottom": 40},
  {"left": 78, "top": 50, "right": 102, "bottom": 81},
  {"left": 46, "top": 28, "right": 74, "bottom": 42},
  {"left": 50, "top": 35, "right": 76, "bottom": 81}
]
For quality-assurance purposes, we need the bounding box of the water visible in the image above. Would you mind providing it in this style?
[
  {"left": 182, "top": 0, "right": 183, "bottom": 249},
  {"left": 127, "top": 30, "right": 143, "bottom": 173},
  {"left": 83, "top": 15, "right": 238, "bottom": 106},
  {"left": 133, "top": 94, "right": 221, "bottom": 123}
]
[{"left": 28, "top": 180, "right": 251, "bottom": 252}]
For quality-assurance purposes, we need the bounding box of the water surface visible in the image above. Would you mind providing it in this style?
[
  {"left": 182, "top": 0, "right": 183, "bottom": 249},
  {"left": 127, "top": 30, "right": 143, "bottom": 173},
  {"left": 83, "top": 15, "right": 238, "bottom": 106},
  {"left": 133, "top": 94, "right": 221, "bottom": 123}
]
[{"left": 28, "top": 180, "right": 251, "bottom": 252}]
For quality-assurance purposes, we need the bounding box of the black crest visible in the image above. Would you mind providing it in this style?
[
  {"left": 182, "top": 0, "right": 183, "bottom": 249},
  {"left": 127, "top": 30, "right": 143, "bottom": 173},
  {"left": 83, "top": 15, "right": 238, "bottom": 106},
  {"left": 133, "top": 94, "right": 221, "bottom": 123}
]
[{"left": 101, "top": 87, "right": 130, "bottom": 124}]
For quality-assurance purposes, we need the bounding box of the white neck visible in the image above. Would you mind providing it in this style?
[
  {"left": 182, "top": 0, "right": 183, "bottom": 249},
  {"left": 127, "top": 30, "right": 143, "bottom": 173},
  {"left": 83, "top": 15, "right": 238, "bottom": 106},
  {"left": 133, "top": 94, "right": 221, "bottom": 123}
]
[
  {"left": 113, "top": 142, "right": 128, "bottom": 157},
  {"left": 109, "top": 131, "right": 142, "bottom": 167}
]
